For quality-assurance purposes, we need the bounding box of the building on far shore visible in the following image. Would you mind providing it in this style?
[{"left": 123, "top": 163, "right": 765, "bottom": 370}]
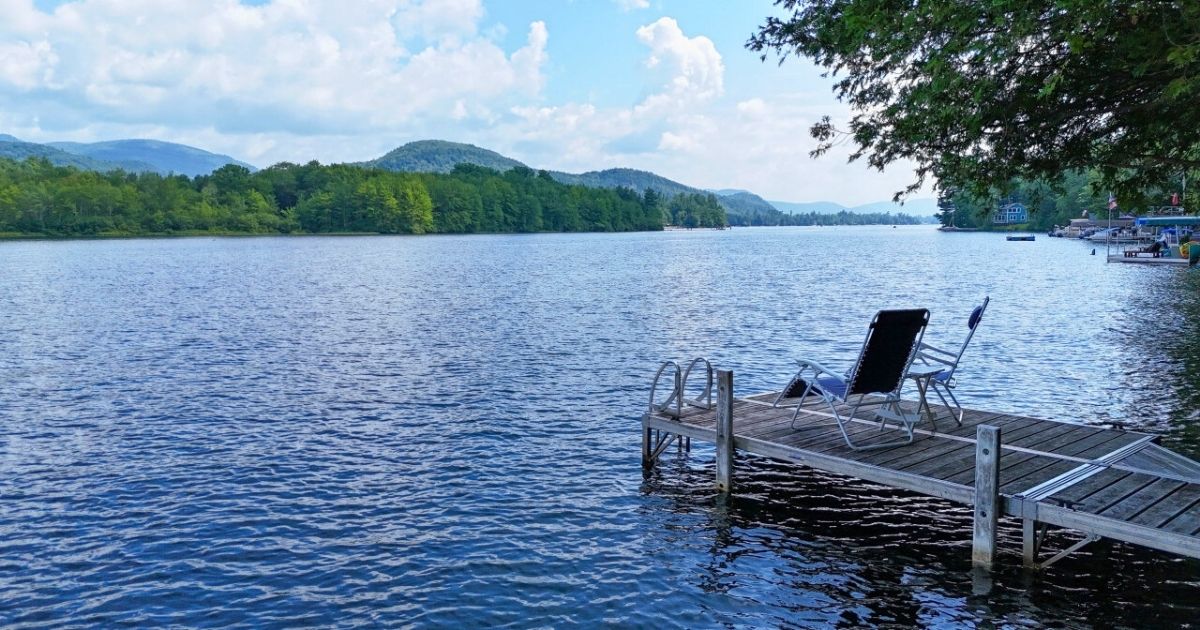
[{"left": 992, "top": 202, "right": 1028, "bottom": 225}]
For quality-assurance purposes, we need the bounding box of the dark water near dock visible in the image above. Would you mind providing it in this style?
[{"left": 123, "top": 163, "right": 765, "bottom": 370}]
[{"left": 1, "top": 226, "right": 1198, "bottom": 627}]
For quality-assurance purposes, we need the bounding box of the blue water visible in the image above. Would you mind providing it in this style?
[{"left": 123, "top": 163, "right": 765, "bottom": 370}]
[{"left": 1, "top": 227, "right": 1198, "bottom": 627}]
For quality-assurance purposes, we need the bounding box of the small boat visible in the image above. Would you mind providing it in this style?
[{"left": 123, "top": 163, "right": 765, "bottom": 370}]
[{"left": 1006, "top": 234, "right": 1035, "bottom": 241}]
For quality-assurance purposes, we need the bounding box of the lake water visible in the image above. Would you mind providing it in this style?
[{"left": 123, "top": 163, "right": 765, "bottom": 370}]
[{"left": 1, "top": 226, "right": 1198, "bottom": 627}]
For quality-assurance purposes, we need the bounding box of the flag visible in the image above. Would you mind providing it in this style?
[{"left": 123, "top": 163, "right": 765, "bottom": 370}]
[{"left": 1108, "top": 193, "right": 1117, "bottom": 210}]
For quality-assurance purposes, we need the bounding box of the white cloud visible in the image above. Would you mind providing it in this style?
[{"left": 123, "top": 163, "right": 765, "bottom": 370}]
[
  {"left": 635, "top": 17, "right": 722, "bottom": 102},
  {"left": 0, "top": 3, "right": 928, "bottom": 203},
  {"left": 614, "top": 0, "right": 650, "bottom": 11},
  {"left": 0, "top": 0, "right": 547, "bottom": 154},
  {"left": 0, "top": 39, "right": 58, "bottom": 90}
]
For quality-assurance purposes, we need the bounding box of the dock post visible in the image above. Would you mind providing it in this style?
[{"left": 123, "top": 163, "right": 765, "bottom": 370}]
[
  {"left": 1022, "top": 518, "right": 1037, "bottom": 568},
  {"left": 972, "top": 425, "right": 1001, "bottom": 570},
  {"left": 641, "top": 420, "right": 653, "bottom": 468},
  {"left": 715, "top": 369, "right": 733, "bottom": 493}
]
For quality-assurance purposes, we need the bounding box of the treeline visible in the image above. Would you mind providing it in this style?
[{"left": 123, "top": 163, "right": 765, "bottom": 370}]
[
  {"left": 0, "top": 158, "right": 686, "bottom": 237},
  {"left": 664, "top": 192, "right": 726, "bottom": 228},
  {"left": 938, "top": 171, "right": 1104, "bottom": 231},
  {"left": 937, "top": 169, "right": 1191, "bottom": 231},
  {"left": 729, "top": 209, "right": 930, "bottom": 226}
]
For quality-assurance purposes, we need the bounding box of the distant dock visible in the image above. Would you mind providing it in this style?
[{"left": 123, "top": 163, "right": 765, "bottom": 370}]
[{"left": 643, "top": 371, "right": 1200, "bottom": 570}]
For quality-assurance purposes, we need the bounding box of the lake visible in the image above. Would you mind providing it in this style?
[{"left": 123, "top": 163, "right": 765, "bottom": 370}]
[{"left": 1, "top": 226, "right": 1198, "bottom": 627}]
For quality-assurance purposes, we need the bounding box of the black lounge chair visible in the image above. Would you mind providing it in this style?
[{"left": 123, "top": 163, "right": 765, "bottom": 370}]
[
  {"left": 777, "top": 309, "right": 931, "bottom": 450},
  {"left": 1125, "top": 241, "right": 1165, "bottom": 257}
]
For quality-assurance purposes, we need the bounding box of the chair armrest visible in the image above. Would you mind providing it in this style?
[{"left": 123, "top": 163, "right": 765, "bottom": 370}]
[
  {"left": 919, "top": 342, "right": 957, "bottom": 357},
  {"left": 916, "top": 351, "right": 956, "bottom": 368},
  {"left": 794, "top": 358, "right": 845, "bottom": 381}
]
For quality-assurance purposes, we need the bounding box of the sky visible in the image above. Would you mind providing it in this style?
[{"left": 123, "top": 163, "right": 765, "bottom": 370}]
[{"left": 0, "top": 0, "right": 930, "bottom": 204}]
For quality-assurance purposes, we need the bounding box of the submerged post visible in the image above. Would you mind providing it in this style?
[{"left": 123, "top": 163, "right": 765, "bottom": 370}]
[
  {"left": 715, "top": 369, "right": 733, "bottom": 493},
  {"left": 1022, "top": 518, "right": 1037, "bottom": 568},
  {"left": 972, "top": 425, "right": 1001, "bottom": 570}
]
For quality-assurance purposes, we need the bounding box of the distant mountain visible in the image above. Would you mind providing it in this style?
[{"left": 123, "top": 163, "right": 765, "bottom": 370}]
[
  {"left": 364, "top": 141, "right": 747, "bottom": 212},
  {"left": 49, "top": 139, "right": 255, "bottom": 177},
  {"left": 358, "top": 139, "right": 931, "bottom": 223},
  {"left": 0, "top": 138, "right": 135, "bottom": 171},
  {"left": 770, "top": 197, "right": 939, "bottom": 216},
  {"left": 716, "top": 192, "right": 780, "bottom": 222},
  {"left": 547, "top": 167, "right": 696, "bottom": 197},
  {"left": 362, "top": 140, "right": 526, "bottom": 173},
  {"left": 0, "top": 133, "right": 21, "bottom": 143}
]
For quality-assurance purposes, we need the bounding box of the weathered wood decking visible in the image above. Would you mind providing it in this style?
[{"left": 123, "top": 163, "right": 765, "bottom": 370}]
[{"left": 642, "top": 383, "right": 1200, "bottom": 568}]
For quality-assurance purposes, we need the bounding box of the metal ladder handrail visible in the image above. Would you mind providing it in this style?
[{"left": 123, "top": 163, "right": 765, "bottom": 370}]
[
  {"left": 649, "top": 360, "right": 682, "bottom": 418},
  {"left": 680, "top": 357, "right": 714, "bottom": 410},
  {"left": 649, "top": 357, "right": 714, "bottom": 417}
]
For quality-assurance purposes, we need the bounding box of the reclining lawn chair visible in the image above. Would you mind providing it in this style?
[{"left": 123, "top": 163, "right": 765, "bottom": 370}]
[
  {"left": 778, "top": 308, "right": 931, "bottom": 450},
  {"left": 915, "top": 296, "right": 989, "bottom": 426}
]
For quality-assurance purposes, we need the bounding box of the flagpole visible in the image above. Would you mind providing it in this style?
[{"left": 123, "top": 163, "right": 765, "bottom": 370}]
[{"left": 1107, "top": 192, "right": 1114, "bottom": 263}]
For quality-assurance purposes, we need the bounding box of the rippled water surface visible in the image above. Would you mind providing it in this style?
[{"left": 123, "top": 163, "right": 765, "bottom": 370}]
[{"left": 2, "top": 227, "right": 1199, "bottom": 627}]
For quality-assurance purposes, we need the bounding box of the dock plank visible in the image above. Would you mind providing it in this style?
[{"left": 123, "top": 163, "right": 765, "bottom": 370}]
[
  {"left": 644, "top": 394, "right": 1200, "bottom": 561},
  {"left": 1050, "top": 468, "right": 1134, "bottom": 505},
  {"left": 1001, "top": 460, "right": 1081, "bottom": 495},
  {"left": 899, "top": 443, "right": 980, "bottom": 477},
  {"left": 1159, "top": 503, "right": 1200, "bottom": 536},
  {"left": 1128, "top": 485, "right": 1200, "bottom": 528},
  {"left": 1099, "top": 479, "right": 1188, "bottom": 522},
  {"left": 1073, "top": 473, "right": 1159, "bottom": 514},
  {"left": 1006, "top": 422, "right": 1096, "bottom": 450},
  {"left": 876, "top": 439, "right": 974, "bottom": 471}
]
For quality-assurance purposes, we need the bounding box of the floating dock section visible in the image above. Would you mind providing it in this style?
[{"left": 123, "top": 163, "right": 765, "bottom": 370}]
[{"left": 642, "top": 370, "right": 1200, "bottom": 570}]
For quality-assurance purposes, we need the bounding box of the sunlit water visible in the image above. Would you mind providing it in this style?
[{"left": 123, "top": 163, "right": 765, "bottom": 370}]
[{"left": 1, "top": 226, "right": 1198, "bottom": 627}]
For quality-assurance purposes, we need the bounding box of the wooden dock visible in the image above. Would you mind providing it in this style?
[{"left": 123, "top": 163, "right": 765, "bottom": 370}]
[{"left": 642, "top": 371, "right": 1200, "bottom": 570}]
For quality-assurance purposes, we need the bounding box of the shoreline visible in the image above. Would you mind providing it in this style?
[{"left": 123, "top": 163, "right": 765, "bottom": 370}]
[{"left": 0, "top": 223, "right": 941, "bottom": 242}]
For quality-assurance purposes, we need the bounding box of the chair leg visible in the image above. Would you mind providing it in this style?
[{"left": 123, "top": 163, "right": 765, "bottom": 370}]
[
  {"left": 839, "top": 396, "right": 917, "bottom": 451},
  {"left": 928, "top": 383, "right": 952, "bottom": 421},
  {"left": 788, "top": 380, "right": 818, "bottom": 428},
  {"left": 933, "top": 383, "right": 964, "bottom": 426}
]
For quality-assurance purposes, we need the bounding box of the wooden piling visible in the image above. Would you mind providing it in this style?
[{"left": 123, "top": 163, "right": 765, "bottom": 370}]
[
  {"left": 715, "top": 369, "right": 733, "bottom": 493},
  {"left": 1022, "top": 518, "right": 1037, "bottom": 568},
  {"left": 972, "top": 425, "right": 1001, "bottom": 569}
]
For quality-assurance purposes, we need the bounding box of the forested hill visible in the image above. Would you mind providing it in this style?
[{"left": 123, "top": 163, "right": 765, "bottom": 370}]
[
  {"left": 360, "top": 139, "right": 925, "bottom": 226},
  {"left": 547, "top": 167, "right": 695, "bottom": 196},
  {"left": 363, "top": 140, "right": 763, "bottom": 221},
  {"left": 713, "top": 191, "right": 780, "bottom": 224},
  {"left": 361, "top": 140, "right": 526, "bottom": 173},
  {"left": 0, "top": 157, "right": 731, "bottom": 238}
]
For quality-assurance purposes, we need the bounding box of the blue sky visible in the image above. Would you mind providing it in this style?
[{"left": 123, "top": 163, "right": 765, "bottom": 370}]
[{"left": 2, "top": 0, "right": 927, "bottom": 204}]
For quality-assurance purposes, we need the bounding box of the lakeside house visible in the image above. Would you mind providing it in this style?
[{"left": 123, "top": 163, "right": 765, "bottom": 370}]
[{"left": 991, "top": 202, "right": 1028, "bottom": 225}]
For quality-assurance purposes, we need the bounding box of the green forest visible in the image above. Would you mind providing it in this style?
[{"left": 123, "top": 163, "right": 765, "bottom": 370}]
[
  {"left": 0, "top": 158, "right": 714, "bottom": 237},
  {"left": 936, "top": 170, "right": 1189, "bottom": 231},
  {"left": 738, "top": 209, "right": 929, "bottom": 227}
]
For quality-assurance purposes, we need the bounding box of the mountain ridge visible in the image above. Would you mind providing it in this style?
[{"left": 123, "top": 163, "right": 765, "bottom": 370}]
[
  {"left": 49, "top": 139, "right": 256, "bottom": 177},
  {"left": 0, "top": 138, "right": 135, "bottom": 172},
  {"left": 361, "top": 140, "right": 775, "bottom": 221},
  {"left": 1, "top": 133, "right": 932, "bottom": 217},
  {"left": 360, "top": 139, "right": 936, "bottom": 223},
  {"left": 0, "top": 134, "right": 256, "bottom": 176}
]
